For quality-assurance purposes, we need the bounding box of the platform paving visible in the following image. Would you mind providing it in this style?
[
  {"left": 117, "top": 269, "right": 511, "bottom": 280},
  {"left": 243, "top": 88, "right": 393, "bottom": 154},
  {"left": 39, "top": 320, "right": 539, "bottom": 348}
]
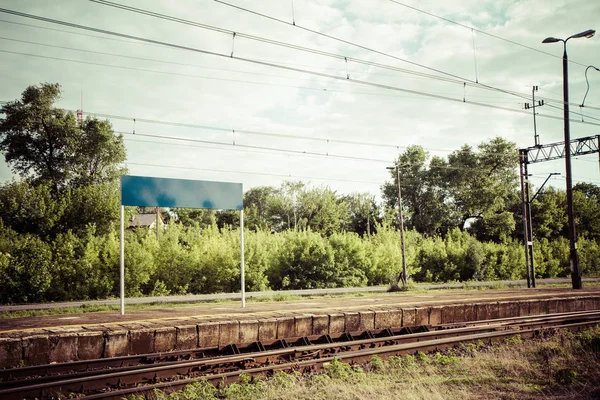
[{"left": 1, "top": 286, "right": 599, "bottom": 369}]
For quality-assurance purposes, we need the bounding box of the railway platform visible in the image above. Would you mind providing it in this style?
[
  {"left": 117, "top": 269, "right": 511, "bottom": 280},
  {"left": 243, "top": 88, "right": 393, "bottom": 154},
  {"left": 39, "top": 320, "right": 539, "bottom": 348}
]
[{"left": 1, "top": 286, "right": 600, "bottom": 369}]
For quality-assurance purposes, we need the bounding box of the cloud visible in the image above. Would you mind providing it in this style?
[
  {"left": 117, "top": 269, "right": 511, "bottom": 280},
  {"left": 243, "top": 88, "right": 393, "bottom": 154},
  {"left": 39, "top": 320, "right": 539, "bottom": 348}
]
[{"left": 0, "top": 0, "right": 598, "bottom": 198}]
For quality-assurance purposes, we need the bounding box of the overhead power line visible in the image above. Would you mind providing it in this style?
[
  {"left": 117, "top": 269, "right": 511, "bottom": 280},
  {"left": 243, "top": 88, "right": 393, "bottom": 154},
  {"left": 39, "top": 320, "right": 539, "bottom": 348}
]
[
  {"left": 0, "top": 99, "right": 454, "bottom": 151},
  {"left": 2, "top": 8, "right": 599, "bottom": 127},
  {"left": 91, "top": 0, "right": 536, "bottom": 103},
  {"left": 2, "top": 46, "right": 596, "bottom": 122},
  {"left": 0, "top": 36, "right": 528, "bottom": 103},
  {"left": 118, "top": 131, "right": 396, "bottom": 164},
  {"left": 89, "top": 0, "right": 600, "bottom": 112},
  {"left": 125, "top": 161, "right": 383, "bottom": 186},
  {"left": 386, "top": 0, "right": 591, "bottom": 68}
]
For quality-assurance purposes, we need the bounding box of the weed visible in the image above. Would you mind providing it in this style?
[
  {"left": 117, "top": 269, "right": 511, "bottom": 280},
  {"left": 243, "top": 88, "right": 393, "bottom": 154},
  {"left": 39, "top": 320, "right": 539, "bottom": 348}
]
[
  {"left": 269, "top": 371, "right": 297, "bottom": 389},
  {"left": 221, "top": 373, "right": 264, "bottom": 399},
  {"left": 416, "top": 351, "right": 428, "bottom": 363},
  {"left": 432, "top": 352, "right": 459, "bottom": 366},
  {"left": 504, "top": 334, "right": 522, "bottom": 345},
  {"left": 368, "top": 355, "right": 384, "bottom": 372}
]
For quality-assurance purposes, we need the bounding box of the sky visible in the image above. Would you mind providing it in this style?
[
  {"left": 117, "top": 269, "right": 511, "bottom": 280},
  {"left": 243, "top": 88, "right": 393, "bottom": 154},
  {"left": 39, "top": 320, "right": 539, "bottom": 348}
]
[{"left": 0, "top": 0, "right": 599, "bottom": 201}]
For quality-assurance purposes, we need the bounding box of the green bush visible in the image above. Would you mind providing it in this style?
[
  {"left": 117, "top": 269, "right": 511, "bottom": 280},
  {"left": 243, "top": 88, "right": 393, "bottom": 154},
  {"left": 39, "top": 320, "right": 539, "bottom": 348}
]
[
  {"left": 269, "top": 230, "right": 335, "bottom": 289},
  {"left": 0, "top": 232, "right": 52, "bottom": 303}
]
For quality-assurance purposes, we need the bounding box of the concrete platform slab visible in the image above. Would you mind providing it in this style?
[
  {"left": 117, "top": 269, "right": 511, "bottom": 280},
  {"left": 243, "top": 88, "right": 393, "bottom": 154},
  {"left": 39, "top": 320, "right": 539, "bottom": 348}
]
[{"left": 1, "top": 287, "right": 599, "bottom": 369}]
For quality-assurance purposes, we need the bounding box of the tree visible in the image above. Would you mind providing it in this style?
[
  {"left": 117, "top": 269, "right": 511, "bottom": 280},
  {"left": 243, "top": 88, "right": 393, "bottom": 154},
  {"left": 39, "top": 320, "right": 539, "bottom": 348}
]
[
  {"left": 0, "top": 83, "right": 126, "bottom": 191},
  {"left": 296, "top": 186, "right": 349, "bottom": 236},
  {"left": 243, "top": 186, "right": 277, "bottom": 231},
  {"left": 0, "top": 83, "right": 127, "bottom": 237},
  {"left": 381, "top": 138, "right": 519, "bottom": 241},
  {"left": 445, "top": 137, "right": 519, "bottom": 241},
  {"left": 530, "top": 187, "right": 567, "bottom": 240},
  {"left": 342, "top": 192, "right": 379, "bottom": 237}
]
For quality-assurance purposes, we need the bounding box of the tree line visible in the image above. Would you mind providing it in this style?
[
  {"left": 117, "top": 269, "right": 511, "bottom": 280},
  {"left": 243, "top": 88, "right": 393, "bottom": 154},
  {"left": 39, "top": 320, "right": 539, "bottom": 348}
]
[{"left": 0, "top": 83, "right": 599, "bottom": 303}]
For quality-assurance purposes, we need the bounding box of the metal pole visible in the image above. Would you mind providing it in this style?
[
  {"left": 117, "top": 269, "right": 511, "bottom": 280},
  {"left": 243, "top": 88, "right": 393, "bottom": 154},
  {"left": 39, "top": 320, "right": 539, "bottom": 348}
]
[
  {"left": 120, "top": 204, "right": 125, "bottom": 315},
  {"left": 532, "top": 86, "right": 539, "bottom": 146},
  {"left": 562, "top": 42, "right": 582, "bottom": 289},
  {"left": 156, "top": 207, "right": 159, "bottom": 241},
  {"left": 519, "top": 151, "right": 531, "bottom": 288},
  {"left": 396, "top": 166, "right": 407, "bottom": 287},
  {"left": 524, "top": 162, "right": 536, "bottom": 288},
  {"left": 240, "top": 209, "right": 246, "bottom": 308}
]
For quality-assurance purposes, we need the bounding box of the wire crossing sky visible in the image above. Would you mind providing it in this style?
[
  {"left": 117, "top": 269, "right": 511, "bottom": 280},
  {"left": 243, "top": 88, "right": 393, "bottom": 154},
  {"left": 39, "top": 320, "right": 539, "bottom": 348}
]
[{"left": 0, "top": 0, "right": 599, "bottom": 195}]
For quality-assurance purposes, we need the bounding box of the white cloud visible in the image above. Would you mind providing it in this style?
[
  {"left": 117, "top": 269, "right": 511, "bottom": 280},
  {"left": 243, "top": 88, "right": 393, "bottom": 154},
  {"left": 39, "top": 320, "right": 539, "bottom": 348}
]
[{"left": 0, "top": 0, "right": 599, "bottom": 199}]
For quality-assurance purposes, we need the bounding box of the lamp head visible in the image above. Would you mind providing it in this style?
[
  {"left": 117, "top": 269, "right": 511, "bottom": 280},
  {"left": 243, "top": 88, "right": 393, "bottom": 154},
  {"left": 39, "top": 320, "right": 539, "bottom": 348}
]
[
  {"left": 542, "top": 37, "right": 561, "bottom": 43},
  {"left": 572, "top": 29, "right": 595, "bottom": 39}
]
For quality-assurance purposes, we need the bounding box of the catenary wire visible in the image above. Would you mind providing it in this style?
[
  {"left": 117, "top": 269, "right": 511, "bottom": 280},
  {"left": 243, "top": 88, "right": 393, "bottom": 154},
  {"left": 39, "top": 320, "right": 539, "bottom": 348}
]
[
  {"left": 1, "top": 46, "right": 594, "bottom": 123},
  {"left": 211, "top": 0, "right": 600, "bottom": 112},
  {"left": 2, "top": 8, "right": 599, "bottom": 112},
  {"left": 386, "top": 0, "right": 591, "bottom": 68},
  {"left": 91, "top": 0, "right": 543, "bottom": 103},
  {"left": 0, "top": 36, "right": 528, "bottom": 102},
  {"left": 125, "top": 162, "right": 383, "bottom": 185},
  {"left": 3, "top": 7, "right": 600, "bottom": 115},
  {"left": 2, "top": 16, "right": 592, "bottom": 105},
  {"left": 2, "top": 10, "right": 600, "bottom": 129}
]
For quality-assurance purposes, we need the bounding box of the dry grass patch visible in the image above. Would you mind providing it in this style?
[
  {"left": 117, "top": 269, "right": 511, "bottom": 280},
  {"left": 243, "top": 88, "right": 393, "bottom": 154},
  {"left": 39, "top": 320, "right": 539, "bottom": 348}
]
[{"left": 129, "top": 326, "right": 600, "bottom": 400}]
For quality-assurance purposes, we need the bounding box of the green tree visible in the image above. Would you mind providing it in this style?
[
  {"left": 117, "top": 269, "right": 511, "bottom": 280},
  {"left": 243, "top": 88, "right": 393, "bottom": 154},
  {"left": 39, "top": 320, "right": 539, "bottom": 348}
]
[
  {"left": 0, "top": 83, "right": 126, "bottom": 191},
  {"left": 269, "top": 181, "right": 305, "bottom": 231},
  {"left": 0, "top": 180, "right": 65, "bottom": 237},
  {"left": 446, "top": 137, "right": 519, "bottom": 240},
  {"left": 342, "top": 192, "right": 379, "bottom": 237},
  {"left": 574, "top": 183, "right": 600, "bottom": 240},
  {"left": 296, "top": 186, "right": 349, "bottom": 236},
  {"left": 530, "top": 187, "right": 567, "bottom": 240},
  {"left": 243, "top": 186, "right": 277, "bottom": 231}
]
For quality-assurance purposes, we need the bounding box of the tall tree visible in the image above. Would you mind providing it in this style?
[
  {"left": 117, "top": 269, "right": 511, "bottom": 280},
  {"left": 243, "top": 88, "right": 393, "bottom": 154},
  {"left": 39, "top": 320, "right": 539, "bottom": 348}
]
[
  {"left": 382, "top": 146, "right": 457, "bottom": 236},
  {"left": 381, "top": 137, "right": 519, "bottom": 240},
  {"left": 244, "top": 186, "right": 277, "bottom": 231},
  {"left": 0, "top": 83, "right": 126, "bottom": 192},
  {"left": 296, "top": 186, "right": 349, "bottom": 236},
  {"left": 446, "top": 137, "right": 519, "bottom": 241},
  {"left": 0, "top": 83, "right": 127, "bottom": 236},
  {"left": 342, "top": 192, "right": 379, "bottom": 237}
]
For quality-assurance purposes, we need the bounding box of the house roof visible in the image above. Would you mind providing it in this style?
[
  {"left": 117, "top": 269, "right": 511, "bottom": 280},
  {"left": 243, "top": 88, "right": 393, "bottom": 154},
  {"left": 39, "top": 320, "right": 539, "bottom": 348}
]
[{"left": 130, "top": 213, "right": 164, "bottom": 228}]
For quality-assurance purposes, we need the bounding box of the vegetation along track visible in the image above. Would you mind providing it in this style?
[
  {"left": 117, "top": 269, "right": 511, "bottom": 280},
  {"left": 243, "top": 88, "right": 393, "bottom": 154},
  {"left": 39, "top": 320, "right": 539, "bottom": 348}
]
[{"left": 1, "top": 310, "right": 599, "bottom": 400}]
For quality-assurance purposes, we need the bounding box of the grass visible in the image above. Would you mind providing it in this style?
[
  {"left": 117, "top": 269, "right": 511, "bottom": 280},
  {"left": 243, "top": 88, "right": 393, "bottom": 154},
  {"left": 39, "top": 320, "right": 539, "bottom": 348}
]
[
  {"left": 131, "top": 325, "right": 600, "bottom": 400},
  {"left": 1, "top": 280, "right": 597, "bottom": 320}
]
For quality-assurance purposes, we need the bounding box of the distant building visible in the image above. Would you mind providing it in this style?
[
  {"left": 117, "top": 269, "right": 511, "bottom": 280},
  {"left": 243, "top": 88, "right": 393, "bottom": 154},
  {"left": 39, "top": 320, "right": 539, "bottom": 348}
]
[{"left": 129, "top": 213, "right": 165, "bottom": 230}]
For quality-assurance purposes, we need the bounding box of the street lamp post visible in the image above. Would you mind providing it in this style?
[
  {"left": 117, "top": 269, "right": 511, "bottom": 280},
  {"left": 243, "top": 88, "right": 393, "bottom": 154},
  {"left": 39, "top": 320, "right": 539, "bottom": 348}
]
[
  {"left": 542, "top": 29, "right": 595, "bottom": 290},
  {"left": 387, "top": 165, "right": 407, "bottom": 287}
]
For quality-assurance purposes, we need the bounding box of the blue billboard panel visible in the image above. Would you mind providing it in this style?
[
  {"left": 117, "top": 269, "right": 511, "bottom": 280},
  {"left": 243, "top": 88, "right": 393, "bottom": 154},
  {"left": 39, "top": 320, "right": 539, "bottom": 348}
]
[{"left": 121, "top": 175, "right": 243, "bottom": 210}]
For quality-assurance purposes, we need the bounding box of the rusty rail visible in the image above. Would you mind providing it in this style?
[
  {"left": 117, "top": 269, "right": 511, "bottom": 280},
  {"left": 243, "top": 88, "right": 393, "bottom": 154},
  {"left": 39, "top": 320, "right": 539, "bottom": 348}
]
[{"left": 1, "top": 310, "right": 598, "bottom": 400}]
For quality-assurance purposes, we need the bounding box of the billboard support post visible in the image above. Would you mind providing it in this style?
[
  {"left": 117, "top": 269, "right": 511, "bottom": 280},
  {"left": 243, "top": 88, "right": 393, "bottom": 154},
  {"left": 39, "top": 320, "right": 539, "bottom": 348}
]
[
  {"left": 240, "top": 209, "right": 245, "bottom": 308},
  {"left": 120, "top": 204, "right": 125, "bottom": 315}
]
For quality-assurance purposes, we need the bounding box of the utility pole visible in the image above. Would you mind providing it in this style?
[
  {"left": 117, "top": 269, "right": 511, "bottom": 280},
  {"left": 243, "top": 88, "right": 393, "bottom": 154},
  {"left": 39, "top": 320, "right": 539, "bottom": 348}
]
[
  {"left": 524, "top": 86, "right": 544, "bottom": 147},
  {"left": 387, "top": 165, "right": 407, "bottom": 287},
  {"left": 543, "top": 29, "right": 595, "bottom": 290}
]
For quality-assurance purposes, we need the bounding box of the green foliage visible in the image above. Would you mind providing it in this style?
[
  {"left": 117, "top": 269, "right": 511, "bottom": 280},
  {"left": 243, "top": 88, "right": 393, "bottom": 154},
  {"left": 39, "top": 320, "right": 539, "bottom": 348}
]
[
  {"left": 221, "top": 373, "right": 264, "bottom": 399},
  {"left": 504, "top": 335, "right": 523, "bottom": 344},
  {"left": 324, "top": 358, "right": 358, "bottom": 380},
  {"left": 0, "top": 180, "right": 64, "bottom": 237},
  {"left": 0, "top": 83, "right": 126, "bottom": 191},
  {"left": 0, "top": 229, "right": 52, "bottom": 303},
  {"left": 269, "top": 230, "right": 335, "bottom": 290},
  {"left": 432, "top": 352, "right": 459, "bottom": 365},
  {"left": 1, "top": 89, "right": 599, "bottom": 306},
  {"left": 47, "top": 229, "right": 115, "bottom": 301}
]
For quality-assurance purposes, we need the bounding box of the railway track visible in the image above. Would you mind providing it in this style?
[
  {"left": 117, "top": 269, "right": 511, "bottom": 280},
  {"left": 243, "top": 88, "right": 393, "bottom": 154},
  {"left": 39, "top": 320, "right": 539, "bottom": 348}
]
[{"left": 1, "top": 310, "right": 599, "bottom": 400}]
